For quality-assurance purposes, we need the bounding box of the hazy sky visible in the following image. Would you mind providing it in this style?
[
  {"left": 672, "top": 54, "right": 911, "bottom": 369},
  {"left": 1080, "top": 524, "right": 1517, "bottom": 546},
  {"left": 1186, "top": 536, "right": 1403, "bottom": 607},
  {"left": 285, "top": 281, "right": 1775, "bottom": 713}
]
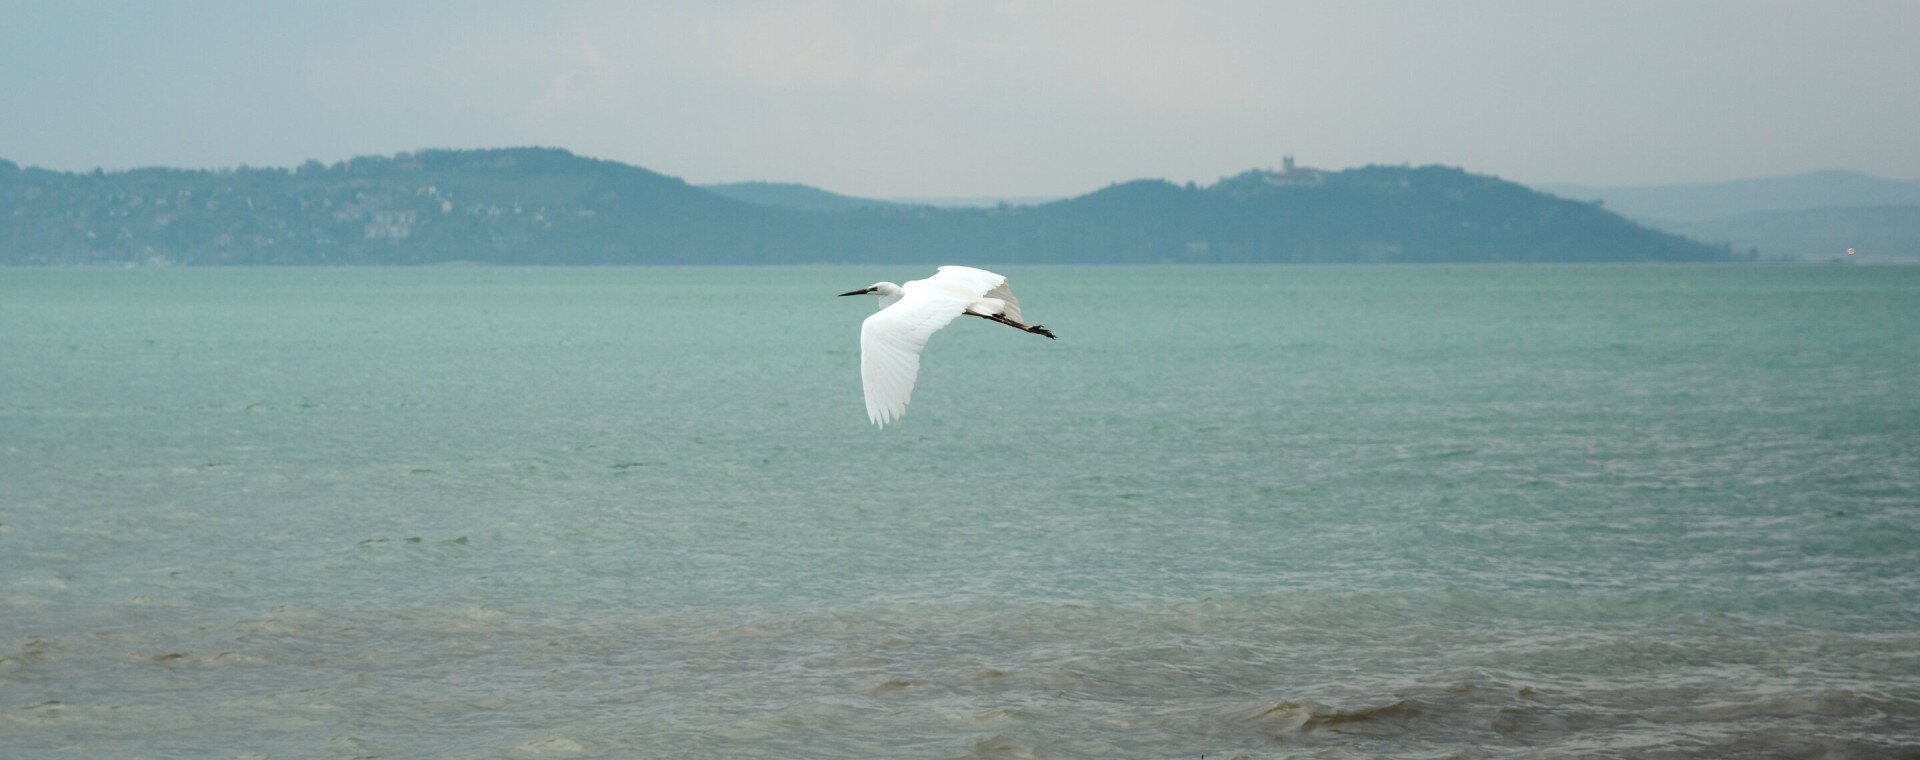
[{"left": 3, "top": 0, "right": 1915, "bottom": 197}]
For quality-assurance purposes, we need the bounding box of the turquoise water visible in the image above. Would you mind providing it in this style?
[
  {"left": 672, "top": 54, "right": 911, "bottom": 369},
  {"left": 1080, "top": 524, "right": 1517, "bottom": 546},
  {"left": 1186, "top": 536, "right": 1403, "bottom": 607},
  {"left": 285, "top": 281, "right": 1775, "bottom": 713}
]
[{"left": 3, "top": 265, "right": 1918, "bottom": 758}]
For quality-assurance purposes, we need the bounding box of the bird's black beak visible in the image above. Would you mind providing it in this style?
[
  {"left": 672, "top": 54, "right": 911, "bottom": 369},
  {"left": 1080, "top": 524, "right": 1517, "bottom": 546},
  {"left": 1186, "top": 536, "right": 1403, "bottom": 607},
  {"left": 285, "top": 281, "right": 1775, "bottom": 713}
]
[{"left": 837, "top": 288, "right": 873, "bottom": 297}]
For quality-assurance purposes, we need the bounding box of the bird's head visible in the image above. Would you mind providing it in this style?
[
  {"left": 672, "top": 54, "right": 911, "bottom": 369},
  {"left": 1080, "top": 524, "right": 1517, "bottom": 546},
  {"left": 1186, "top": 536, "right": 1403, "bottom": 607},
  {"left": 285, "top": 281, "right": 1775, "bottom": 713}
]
[{"left": 837, "top": 282, "right": 901, "bottom": 298}]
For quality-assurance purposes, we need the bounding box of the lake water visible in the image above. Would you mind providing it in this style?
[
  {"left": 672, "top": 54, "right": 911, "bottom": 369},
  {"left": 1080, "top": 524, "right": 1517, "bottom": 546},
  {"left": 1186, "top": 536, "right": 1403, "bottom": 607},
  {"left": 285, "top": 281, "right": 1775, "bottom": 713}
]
[{"left": 2, "top": 265, "right": 1917, "bottom": 758}]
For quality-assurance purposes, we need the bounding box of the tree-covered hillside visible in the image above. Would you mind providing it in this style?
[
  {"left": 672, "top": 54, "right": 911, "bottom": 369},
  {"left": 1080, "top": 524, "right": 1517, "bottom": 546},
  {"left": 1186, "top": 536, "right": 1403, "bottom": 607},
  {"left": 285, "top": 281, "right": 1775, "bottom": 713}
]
[{"left": 1, "top": 148, "right": 1735, "bottom": 265}]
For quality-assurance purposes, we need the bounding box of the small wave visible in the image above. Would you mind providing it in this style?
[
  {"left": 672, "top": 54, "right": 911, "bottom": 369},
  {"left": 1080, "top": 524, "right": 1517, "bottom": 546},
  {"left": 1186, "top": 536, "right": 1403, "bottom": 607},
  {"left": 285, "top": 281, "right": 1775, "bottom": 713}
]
[
  {"left": 966, "top": 734, "right": 1040, "bottom": 759},
  {"left": 1225, "top": 699, "right": 1421, "bottom": 740},
  {"left": 1648, "top": 689, "right": 1920, "bottom": 722},
  {"left": 510, "top": 736, "right": 598, "bottom": 757}
]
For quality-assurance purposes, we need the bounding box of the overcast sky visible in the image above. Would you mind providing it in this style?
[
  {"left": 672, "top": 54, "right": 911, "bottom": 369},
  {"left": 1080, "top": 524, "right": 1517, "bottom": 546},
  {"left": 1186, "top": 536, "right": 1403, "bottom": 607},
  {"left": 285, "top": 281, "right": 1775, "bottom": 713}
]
[{"left": 3, "top": 0, "right": 1915, "bottom": 197}]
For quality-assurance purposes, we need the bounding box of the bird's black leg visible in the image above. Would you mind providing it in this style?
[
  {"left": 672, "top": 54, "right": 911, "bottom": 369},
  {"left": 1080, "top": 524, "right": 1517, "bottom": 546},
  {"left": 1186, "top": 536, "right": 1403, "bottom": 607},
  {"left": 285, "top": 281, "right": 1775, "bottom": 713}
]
[{"left": 972, "top": 312, "right": 1056, "bottom": 340}]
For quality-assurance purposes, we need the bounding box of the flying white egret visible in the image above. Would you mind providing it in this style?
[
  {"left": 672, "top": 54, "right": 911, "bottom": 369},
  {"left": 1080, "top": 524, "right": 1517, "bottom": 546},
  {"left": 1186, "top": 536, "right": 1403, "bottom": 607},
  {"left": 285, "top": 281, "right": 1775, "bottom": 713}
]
[{"left": 839, "top": 266, "right": 1055, "bottom": 428}]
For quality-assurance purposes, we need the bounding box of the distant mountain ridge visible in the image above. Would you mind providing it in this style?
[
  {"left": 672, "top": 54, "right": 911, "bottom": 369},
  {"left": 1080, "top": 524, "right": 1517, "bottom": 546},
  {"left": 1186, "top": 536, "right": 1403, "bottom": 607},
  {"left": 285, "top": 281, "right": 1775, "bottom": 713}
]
[
  {"left": 1654, "top": 205, "right": 1920, "bottom": 261},
  {"left": 1539, "top": 170, "right": 1920, "bottom": 223},
  {"left": 0, "top": 147, "right": 1734, "bottom": 265},
  {"left": 881, "top": 195, "right": 1061, "bottom": 209},
  {"left": 1538, "top": 170, "right": 1920, "bottom": 259},
  {"left": 701, "top": 181, "right": 898, "bottom": 213}
]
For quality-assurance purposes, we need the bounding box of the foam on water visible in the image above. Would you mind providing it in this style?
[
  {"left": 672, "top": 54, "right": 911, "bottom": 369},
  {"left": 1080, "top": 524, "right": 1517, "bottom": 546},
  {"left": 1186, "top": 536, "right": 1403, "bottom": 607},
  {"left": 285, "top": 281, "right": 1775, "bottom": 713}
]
[{"left": 2, "top": 265, "right": 1918, "bottom": 757}]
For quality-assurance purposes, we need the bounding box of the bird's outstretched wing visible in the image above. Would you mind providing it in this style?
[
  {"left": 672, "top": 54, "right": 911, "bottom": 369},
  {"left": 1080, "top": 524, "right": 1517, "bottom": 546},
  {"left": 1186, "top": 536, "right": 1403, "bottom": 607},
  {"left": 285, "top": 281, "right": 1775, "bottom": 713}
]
[
  {"left": 859, "top": 287, "right": 972, "bottom": 428},
  {"left": 932, "top": 265, "right": 1022, "bottom": 322}
]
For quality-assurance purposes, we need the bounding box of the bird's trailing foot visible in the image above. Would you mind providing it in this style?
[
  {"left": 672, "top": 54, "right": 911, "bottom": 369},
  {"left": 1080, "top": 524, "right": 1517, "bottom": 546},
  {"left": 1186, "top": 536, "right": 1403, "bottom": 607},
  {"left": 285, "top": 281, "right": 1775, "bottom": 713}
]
[{"left": 973, "top": 311, "right": 1056, "bottom": 339}]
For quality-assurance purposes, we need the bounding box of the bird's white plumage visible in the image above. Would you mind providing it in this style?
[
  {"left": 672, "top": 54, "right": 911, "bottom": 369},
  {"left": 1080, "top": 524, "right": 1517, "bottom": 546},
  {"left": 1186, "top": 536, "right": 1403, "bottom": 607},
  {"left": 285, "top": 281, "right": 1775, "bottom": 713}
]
[
  {"left": 933, "top": 266, "right": 1023, "bottom": 323},
  {"left": 856, "top": 266, "right": 1025, "bottom": 428}
]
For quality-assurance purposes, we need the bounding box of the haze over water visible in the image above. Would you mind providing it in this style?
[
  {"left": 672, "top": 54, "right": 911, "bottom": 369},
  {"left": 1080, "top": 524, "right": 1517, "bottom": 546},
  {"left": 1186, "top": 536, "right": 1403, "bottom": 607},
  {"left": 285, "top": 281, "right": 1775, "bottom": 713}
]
[{"left": 3, "top": 265, "right": 1918, "bottom": 758}]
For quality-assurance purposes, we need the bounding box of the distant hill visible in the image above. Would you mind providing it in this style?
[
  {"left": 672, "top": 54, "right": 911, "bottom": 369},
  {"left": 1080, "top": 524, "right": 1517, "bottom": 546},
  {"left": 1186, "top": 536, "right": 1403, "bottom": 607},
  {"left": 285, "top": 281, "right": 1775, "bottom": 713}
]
[
  {"left": 0, "top": 148, "right": 807, "bottom": 265},
  {"left": 699, "top": 181, "right": 1056, "bottom": 211},
  {"left": 0, "top": 148, "right": 1734, "bottom": 265},
  {"left": 1656, "top": 205, "right": 1920, "bottom": 261},
  {"left": 701, "top": 181, "right": 897, "bottom": 213},
  {"left": 882, "top": 195, "right": 1060, "bottom": 208},
  {"left": 1539, "top": 170, "right": 1920, "bottom": 223},
  {"left": 1536, "top": 170, "right": 1920, "bottom": 259}
]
